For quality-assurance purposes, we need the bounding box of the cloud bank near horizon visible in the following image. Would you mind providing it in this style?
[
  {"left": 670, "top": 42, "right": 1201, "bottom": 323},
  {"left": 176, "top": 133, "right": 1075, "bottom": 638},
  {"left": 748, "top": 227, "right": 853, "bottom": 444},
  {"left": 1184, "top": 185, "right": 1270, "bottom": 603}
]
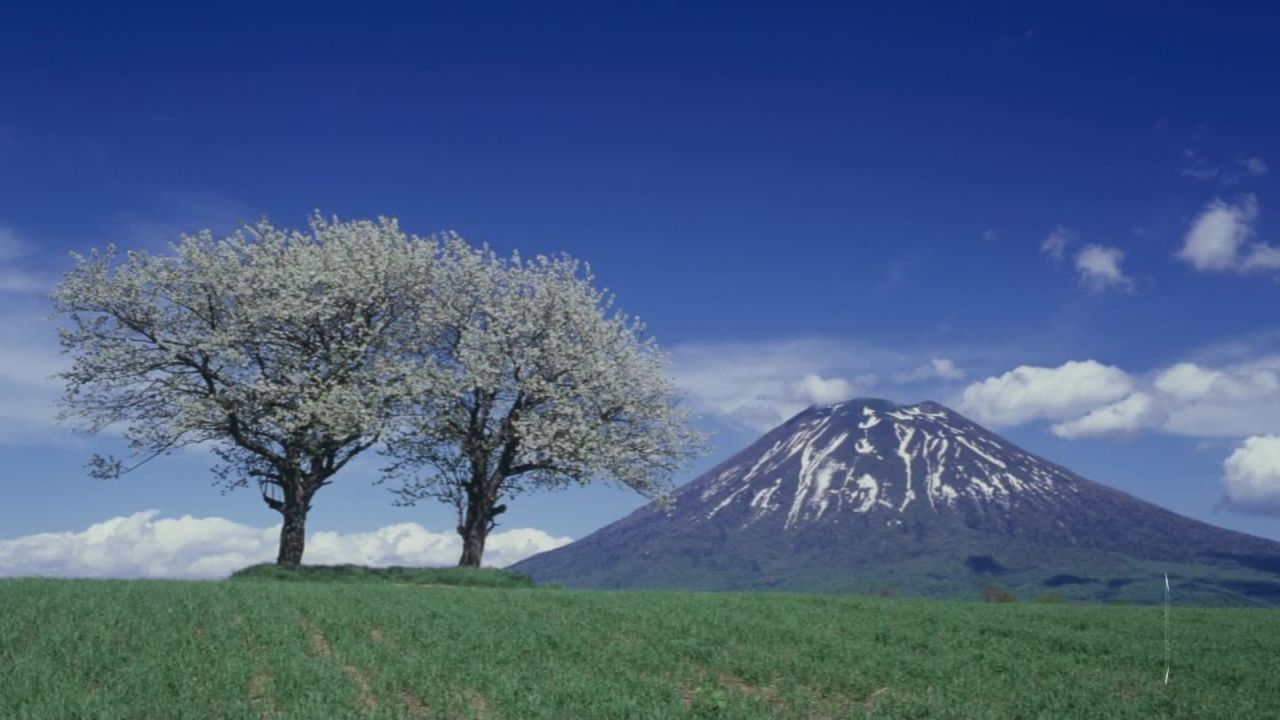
[
  {"left": 669, "top": 338, "right": 969, "bottom": 432},
  {"left": 0, "top": 510, "right": 572, "bottom": 579}
]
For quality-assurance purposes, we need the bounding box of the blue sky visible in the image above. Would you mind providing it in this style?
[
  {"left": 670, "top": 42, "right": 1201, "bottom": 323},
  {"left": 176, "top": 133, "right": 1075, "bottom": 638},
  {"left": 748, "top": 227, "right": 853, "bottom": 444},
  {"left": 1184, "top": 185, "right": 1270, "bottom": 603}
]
[{"left": 2, "top": 2, "right": 1280, "bottom": 576}]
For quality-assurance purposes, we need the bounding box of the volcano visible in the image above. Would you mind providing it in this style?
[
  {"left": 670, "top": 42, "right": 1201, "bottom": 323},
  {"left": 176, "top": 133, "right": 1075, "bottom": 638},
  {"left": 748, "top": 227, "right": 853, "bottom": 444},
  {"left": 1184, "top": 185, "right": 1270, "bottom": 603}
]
[{"left": 513, "top": 399, "right": 1280, "bottom": 605}]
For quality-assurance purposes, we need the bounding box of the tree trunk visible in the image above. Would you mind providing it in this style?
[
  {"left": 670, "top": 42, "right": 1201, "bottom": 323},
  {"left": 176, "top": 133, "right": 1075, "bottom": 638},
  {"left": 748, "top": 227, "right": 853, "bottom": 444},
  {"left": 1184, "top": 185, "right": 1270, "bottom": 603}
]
[
  {"left": 277, "top": 495, "right": 308, "bottom": 566},
  {"left": 457, "top": 479, "right": 502, "bottom": 568},
  {"left": 458, "top": 518, "right": 487, "bottom": 568},
  {"left": 270, "top": 479, "right": 314, "bottom": 563}
]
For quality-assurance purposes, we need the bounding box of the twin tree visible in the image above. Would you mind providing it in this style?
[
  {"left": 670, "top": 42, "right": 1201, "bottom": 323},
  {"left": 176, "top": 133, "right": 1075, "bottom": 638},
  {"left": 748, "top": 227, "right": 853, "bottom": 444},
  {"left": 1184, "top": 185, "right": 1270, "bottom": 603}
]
[{"left": 53, "top": 215, "right": 704, "bottom": 567}]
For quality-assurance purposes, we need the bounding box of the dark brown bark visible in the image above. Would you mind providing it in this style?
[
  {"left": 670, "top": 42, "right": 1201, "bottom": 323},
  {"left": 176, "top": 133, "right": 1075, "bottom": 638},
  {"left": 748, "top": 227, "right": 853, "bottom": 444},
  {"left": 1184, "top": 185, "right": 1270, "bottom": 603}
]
[
  {"left": 458, "top": 518, "right": 486, "bottom": 568},
  {"left": 456, "top": 476, "right": 506, "bottom": 568},
  {"left": 455, "top": 395, "right": 521, "bottom": 568},
  {"left": 277, "top": 496, "right": 308, "bottom": 566},
  {"left": 264, "top": 471, "right": 319, "bottom": 567}
]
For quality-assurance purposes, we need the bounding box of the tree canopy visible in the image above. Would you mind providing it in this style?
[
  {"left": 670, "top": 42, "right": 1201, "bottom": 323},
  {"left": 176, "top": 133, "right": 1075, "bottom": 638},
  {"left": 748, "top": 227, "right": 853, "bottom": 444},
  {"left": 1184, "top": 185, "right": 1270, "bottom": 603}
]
[
  {"left": 53, "top": 215, "right": 438, "bottom": 564},
  {"left": 53, "top": 214, "right": 704, "bottom": 567},
  {"left": 384, "top": 239, "right": 706, "bottom": 565}
]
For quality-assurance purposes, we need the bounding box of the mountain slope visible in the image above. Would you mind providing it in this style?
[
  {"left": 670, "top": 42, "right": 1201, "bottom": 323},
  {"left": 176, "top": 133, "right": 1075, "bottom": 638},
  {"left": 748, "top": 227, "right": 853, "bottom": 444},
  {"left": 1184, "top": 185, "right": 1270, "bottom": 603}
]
[{"left": 514, "top": 399, "right": 1280, "bottom": 605}]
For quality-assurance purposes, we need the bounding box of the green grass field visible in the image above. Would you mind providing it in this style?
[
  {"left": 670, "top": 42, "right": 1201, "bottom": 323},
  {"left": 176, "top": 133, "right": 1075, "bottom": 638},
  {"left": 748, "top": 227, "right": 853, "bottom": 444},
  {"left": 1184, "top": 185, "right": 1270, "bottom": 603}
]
[{"left": 2, "top": 573, "right": 1276, "bottom": 719}]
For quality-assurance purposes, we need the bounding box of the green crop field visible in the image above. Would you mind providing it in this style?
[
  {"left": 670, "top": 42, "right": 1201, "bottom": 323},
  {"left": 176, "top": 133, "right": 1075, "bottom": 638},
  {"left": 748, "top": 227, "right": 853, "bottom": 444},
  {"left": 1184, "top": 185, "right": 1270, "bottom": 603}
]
[{"left": 2, "top": 571, "right": 1276, "bottom": 719}]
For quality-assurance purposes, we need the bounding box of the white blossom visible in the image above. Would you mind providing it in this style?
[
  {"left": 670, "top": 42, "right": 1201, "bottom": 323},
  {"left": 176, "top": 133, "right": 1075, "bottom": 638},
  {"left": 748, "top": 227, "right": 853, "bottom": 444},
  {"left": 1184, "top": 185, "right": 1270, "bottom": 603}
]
[
  {"left": 53, "top": 214, "right": 440, "bottom": 564},
  {"left": 53, "top": 213, "right": 704, "bottom": 568},
  {"left": 386, "top": 239, "right": 706, "bottom": 566}
]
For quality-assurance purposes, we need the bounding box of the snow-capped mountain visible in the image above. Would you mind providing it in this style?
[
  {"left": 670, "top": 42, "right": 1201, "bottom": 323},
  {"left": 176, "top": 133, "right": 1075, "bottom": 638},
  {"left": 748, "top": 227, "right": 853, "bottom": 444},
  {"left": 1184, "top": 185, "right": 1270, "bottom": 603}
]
[
  {"left": 695, "top": 399, "right": 1076, "bottom": 529},
  {"left": 514, "top": 399, "right": 1280, "bottom": 605}
]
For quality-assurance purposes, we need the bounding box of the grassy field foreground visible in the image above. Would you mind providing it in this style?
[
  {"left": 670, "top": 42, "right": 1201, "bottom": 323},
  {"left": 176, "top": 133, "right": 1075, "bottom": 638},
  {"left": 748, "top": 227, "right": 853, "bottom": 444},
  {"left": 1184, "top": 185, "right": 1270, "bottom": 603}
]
[{"left": 1, "top": 575, "right": 1277, "bottom": 719}]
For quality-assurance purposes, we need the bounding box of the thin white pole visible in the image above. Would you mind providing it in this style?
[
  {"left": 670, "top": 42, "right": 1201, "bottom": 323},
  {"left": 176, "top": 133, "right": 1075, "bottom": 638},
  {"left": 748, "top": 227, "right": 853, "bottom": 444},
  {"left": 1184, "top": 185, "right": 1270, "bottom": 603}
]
[{"left": 1164, "top": 573, "right": 1171, "bottom": 686}]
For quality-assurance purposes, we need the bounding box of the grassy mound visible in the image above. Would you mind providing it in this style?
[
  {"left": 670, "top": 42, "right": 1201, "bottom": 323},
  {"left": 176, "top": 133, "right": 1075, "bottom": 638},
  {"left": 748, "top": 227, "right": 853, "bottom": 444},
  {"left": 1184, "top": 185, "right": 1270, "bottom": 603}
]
[{"left": 228, "top": 562, "right": 536, "bottom": 588}]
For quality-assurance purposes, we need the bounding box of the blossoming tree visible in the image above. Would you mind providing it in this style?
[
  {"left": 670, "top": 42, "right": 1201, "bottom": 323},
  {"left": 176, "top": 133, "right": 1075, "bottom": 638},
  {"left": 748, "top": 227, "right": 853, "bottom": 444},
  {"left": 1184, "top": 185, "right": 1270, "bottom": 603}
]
[
  {"left": 386, "top": 239, "right": 706, "bottom": 567},
  {"left": 53, "top": 215, "right": 438, "bottom": 565}
]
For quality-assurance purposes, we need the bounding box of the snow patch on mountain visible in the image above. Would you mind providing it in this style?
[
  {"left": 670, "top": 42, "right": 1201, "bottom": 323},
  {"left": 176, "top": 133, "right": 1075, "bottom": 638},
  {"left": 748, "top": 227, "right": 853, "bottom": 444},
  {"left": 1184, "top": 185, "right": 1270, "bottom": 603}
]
[{"left": 688, "top": 399, "right": 1075, "bottom": 530}]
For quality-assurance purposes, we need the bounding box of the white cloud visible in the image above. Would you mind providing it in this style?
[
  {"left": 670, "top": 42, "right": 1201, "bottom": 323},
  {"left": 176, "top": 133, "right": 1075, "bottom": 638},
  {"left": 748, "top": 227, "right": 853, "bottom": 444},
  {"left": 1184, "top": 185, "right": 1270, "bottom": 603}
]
[
  {"left": 672, "top": 339, "right": 990, "bottom": 432},
  {"left": 1051, "top": 392, "right": 1161, "bottom": 438},
  {"left": 0, "top": 300, "right": 69, "bottom": 445},
  {"left": 1242, "top": 157, "right": 1269, "bottom": 177},
  {"left": 931, "top": 357, "right": 965, "bottom": 380},
  {"left": 1240, "top": 243, "right": 1280, "bottom": 271},
  {"left": 1074, "top": 244, "right": 1135, "bottom": 293},
  {"left": 1156, "top": 359, "right": 1280, "bottom": 438},
  {"left": 0, "top": 225, "right": 26, "bottom": 260},
  {"left": 1180, "top": 152, "right": 1268, "bottom": 184},
  {"left": 0, "top": 510, "right": 572, "bottom": 579},
  {"left": 897, "top": 357, "right": 965, "bottom": 383},
  {"left": 672, "top": 339, "right": 985, "bottom": 432},
  {"left": 115, "top": 191, "right": 255, "bottom": 251},
  {"left": 957, "top": 360, "right": 1134, "bottom": 426},
  {"left": 1176, "top": 195, "right": 1280, "bottom": 272},
  {"left": 1153, "top": 362, "right": 1224, "bottom": 402},
  {"left": 0, "top": 226, "right": 48, "bottom": 295},
  {"left": 1223, "top": 436, "right": 1280, "bottom": 514},
  {"left": 1178, "top": 196, "right": 1257, "bottom": 270},
  {"left": 1180, "top": 149, "right": 1219, "bottom": 181},
  {"left": 670, "top": 338, "right": 897, "bottom": 431},
  {"left": 961, "top": 355, "right": 1280, "bottom": 440},
  {"left": 1181, "top": 168, "right": 1219, "bottom": 181},
  {"left": 791, "top": 373, "right": 856, "bottom": 406},
  {"left": 0, "top": 268, "right": 47, "bottom": 293},
  {"left": 981, "top": 228, "right": 999, "bottom": 243},
  {"left": 1040, "top": 225, "right": 1074, "bottom": 261}
]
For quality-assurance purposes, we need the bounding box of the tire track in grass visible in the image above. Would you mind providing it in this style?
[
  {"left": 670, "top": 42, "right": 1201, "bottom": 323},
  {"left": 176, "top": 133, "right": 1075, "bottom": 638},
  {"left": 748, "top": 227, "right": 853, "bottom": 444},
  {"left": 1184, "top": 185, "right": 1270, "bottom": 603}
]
[
  {"left": 1, "top": 583, "right": 50, "bottom": 662},
  {"left": 400, "top": 690, "right": 431, "bottom": 719},
  {"left": 76, "top": 586, "right": 140, "bottom": 707},
  {"left": 300, "top": 613, "right": 380, "bottom": 714},
  {"left": 369, "top": 626, "right": 396, "bottom": 650},
  {"left": 719, "top": 672, "right": 784, "bottom": 710},
  {"left": 465, "top": 689, "right": 490, "bottom": 719},
  {"left": 367, "top": 624, "right": 430, "bottom": 718},
  {"left": 231, "top": 612, "right": 282, "bottom": 720},
  {"left": 191, "top": 623, "right": 227, "bottom": 720},
  {"left": 247, "top": 673, "right": 282, "bottom": 720},
  {"left": 677, "top": 670, "right": 783, "bottom": 716},
  {"left": 679, "top": 667, "right": 892, "bottom": 719},
  {"left": 805, "top": 685, "right": 892, "bottom": 719}
]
